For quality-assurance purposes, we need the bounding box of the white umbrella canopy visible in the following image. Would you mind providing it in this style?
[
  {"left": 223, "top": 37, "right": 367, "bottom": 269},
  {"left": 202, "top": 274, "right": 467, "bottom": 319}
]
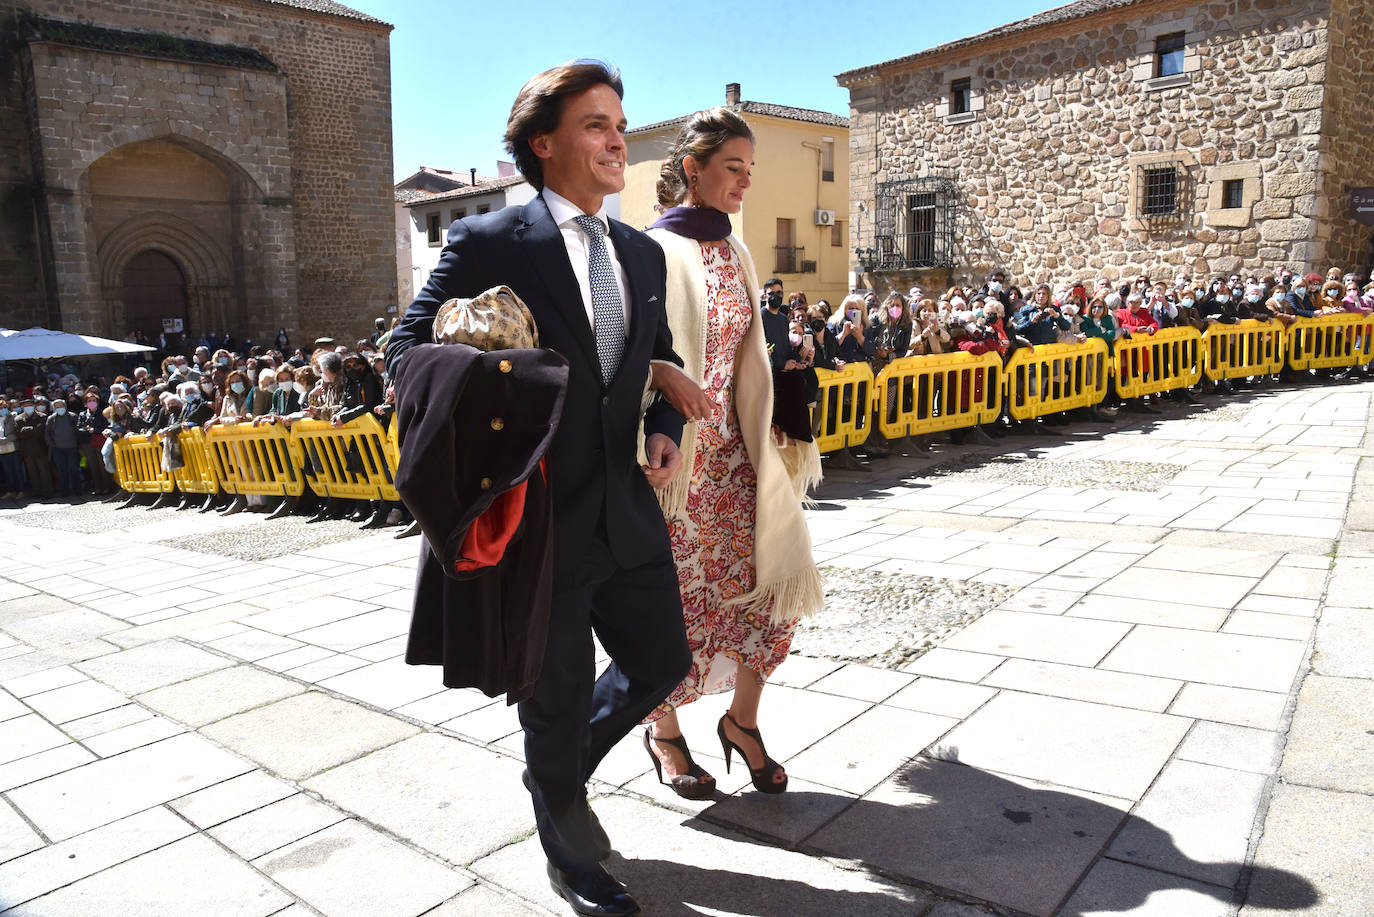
[{"left": 0, "top": 327, "right": 156, "bottom": 360}]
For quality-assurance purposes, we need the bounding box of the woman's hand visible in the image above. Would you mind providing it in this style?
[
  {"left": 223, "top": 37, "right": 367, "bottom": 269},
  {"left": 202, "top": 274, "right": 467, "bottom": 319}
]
[
  {"left": 650, "top": 363, "right": 712, "bottom": 422},
  {"left": 330, "top": 416, "right": 343, "bottom": 429}
]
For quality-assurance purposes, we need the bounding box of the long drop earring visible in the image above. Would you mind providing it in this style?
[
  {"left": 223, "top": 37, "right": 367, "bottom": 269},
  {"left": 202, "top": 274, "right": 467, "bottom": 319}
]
[{"left": 689, "top": 173, "right": 704, "bottom": 208}]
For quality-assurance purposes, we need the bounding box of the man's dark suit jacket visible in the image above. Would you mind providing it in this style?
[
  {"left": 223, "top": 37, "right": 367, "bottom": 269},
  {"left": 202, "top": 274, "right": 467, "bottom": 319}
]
[{"left": 387, "top": 194, "right": 686, "bottom": 628}]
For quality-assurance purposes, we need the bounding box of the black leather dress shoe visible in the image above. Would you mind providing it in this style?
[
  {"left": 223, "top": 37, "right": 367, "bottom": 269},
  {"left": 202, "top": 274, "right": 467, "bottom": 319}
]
[{"left": 547, "top": 862, "right": 639, "bottom": 917}]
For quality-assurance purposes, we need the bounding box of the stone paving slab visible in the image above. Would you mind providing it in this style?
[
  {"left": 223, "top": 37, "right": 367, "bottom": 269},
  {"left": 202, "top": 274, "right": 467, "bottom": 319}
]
[
  {"left": 1277, "top": 675, "right": 1374, "bottom": 795},
  {"left": 932, "top": 691, "right": 1191, "bottom": 800},
  {"left": 472, "top": 794, "right": 929, "bottom": 916},
  {"left": 5, "top": 833, "right": 292, "bottom": 917},
  {"left": 304, "top": 732, "right": 531, "bottom": 866},
  {"left": 200, "top": 690, "right": 420, "bottom": 780},
  {"left": 809, "top": 756, "right": 1131, "bottom": 917},
  {"left": 1239, "top": 783, "right": 1370, "bottom": 917}
]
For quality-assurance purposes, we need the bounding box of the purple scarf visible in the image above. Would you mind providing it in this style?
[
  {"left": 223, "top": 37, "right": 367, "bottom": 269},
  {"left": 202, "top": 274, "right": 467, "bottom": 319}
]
[{"left": 650, "top": 206, "right": 732, "bottom": 242}]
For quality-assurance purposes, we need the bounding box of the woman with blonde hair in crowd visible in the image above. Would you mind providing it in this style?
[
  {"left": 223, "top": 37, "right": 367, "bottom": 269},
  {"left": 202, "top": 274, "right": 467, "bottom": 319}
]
[{"left": 640, "top": 105, "right": 823, "bottom": 799}]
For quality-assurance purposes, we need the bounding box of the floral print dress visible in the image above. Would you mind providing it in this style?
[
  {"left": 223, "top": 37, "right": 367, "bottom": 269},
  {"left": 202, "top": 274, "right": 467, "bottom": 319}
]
[{"left": 647, "top": 242, "right": 796, "bottom": 721}]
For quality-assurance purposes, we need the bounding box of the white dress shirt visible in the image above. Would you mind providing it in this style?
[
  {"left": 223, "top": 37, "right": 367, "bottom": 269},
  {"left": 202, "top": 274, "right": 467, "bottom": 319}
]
[{"left": 542, "top": 188, "right": 630, "bottom": 330}]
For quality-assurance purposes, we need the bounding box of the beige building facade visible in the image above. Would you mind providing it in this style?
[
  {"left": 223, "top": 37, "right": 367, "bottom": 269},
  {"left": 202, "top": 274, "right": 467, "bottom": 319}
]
[
  {"left": 0, "top": 0, "right": 395, "bottom": 348},
  {"left": 838, "top": 0, "right": 1374, "bottom": 291},
  {"left": 622, "top": 85, "right": 851, "bottom": 305}
]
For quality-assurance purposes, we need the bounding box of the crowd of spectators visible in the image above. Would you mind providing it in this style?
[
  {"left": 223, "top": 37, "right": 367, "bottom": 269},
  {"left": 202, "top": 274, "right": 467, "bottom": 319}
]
[
  {"left": 0, "top": 319, "right": 413, "bottom": 533},
  {"left": 766, "top": 265, "right": 1374, "bottom": 453}
]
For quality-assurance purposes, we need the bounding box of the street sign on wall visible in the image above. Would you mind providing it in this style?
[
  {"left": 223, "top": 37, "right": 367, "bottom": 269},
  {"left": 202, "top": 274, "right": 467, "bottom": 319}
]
[{"left": 1352, "top": 188, "right": 1374, "bottom": 227}]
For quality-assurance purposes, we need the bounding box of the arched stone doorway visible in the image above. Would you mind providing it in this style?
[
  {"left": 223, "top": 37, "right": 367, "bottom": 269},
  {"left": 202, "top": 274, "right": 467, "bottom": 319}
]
[
  {"left": 121, "top": 250, "right": 188, "bottom": 343},
  {"left": 89, "top": 138, "right": 258, "bottom": 347}
]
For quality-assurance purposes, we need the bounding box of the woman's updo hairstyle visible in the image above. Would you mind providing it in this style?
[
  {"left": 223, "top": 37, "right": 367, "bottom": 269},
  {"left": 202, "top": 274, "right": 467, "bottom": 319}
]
[{"left": 656, "top": 106, "right": 754, "bottom": 209}]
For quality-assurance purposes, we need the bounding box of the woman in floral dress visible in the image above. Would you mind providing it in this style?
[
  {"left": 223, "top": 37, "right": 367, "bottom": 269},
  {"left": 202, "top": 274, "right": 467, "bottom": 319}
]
[{"left": 642, "top": 107, "right": 823, "bottom": 799}]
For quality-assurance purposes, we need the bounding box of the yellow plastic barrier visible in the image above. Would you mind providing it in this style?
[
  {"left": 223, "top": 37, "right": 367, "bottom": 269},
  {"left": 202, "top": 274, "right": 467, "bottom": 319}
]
[
  {"left": 1113, "top": 326, "right": 1203, "bottom": 398},
  {"left": 1287, "top": 314, "right": 1374, "bottom": 371},
  {"left": 112, "top": 433, "right": 174, "bottom": 493},
  {"left": 1003, "top": 339, "right": 1109, "bottom": 420},
  {"left": 1201, "top": 319, "right": 1286, "bottom": 381},
  {"left": 168, "top": 427, "right": 220, "bottom": 495},
  {"left": 873, "top": 350, "right": 1003, "bottom": 438},
  {"left": 205, "top": 422, "right": 304, "bottom": 497},
  {"left": 812, "top": 363, "right": 873, "bottom": 454},
  {"left": 290, "top": 415, "right": 398, "bottom": 501}
]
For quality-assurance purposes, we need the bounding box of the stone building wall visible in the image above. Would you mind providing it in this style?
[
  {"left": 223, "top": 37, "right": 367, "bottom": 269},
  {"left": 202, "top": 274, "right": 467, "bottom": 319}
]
[
  {"left": 844, "top": 0, "right": 1354, "bottom": 287},
  {"left": 1, "top": 0, "right": 393, "bottom": 345},
  {"left": 1319, "top": 0, "right": 1374, "bottom": 274}
]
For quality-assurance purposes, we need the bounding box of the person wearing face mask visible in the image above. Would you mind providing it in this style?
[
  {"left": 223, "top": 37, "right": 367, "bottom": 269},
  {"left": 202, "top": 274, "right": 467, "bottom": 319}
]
[
  {"left": 830, "top": 293, "right": 876, "bottom": 364},
  {"left": 0, "top": 398, "right": 23, "bottom": 500},
  {"left": 206, "top": 369, "right": 252, "bottom": 514},
  {"left": 14, "top": 398, "right": 53, "bottom": 498},
  {"left": 75, "top": 390, "right": 114, "bottom": 496},
  {"left": 861, "top": 292, "right": 915, "bottom": 456},
  {"left": 255, "top": 367, "right": 302, "bottom": 425},
  {"left": 245, "top": 368, "right": 276, "bottom": 420},
  {"left": 980, "top": 270, "right": 1011, "bottom": 308},
  {"left": 43, "top": 395, "right": 82, "bottom": 498},
  {"left": 759, "top": 278, "right": 791, "bottom": 371}
]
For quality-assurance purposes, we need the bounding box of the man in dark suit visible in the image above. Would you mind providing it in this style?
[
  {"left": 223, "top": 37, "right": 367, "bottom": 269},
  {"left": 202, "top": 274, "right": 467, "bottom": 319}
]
[{"left": 386, "top": 60, "right": 690, "bottom": 917}]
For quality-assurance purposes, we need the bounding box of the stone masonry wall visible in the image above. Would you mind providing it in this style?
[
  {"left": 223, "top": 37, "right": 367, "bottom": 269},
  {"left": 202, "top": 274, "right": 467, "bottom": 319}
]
[
  {"left": 1319, "top": 0, "right": 1374, "bottom": 274},
  {"left": 5, "top": 0, "right": 394, "bottom": 344},
  {"left": 848, "top": 0, "right": 1339, "bottom": 287},
  {"left": 0, "top": 4, "right": 47, "bottom": 329}
]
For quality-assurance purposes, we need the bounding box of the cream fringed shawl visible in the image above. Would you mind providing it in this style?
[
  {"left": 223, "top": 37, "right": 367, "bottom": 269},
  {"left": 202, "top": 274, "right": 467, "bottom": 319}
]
[{"left": 645, "top": 227, "right": 824, "bottom": 624}]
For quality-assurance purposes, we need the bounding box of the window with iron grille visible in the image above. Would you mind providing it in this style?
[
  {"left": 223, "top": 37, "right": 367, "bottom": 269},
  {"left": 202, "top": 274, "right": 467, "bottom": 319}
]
[
  {"left": 873, "top": 174, "right": 958, "bottom": 270},
  {"left": 1155, "top": 31, "right": 1185, "bottom": 78},
  {"left": 950, "top": 78, "right": 972, "bottom": 115},
  {"left": 1221, "top": 178, "right": 1245, "bottom": 210},
  {"left": 1138, "top": 164, "right": 1185, "bottom": 219},
  {"left": 774, "top": 218, "right": 800, "bottom": 273}
]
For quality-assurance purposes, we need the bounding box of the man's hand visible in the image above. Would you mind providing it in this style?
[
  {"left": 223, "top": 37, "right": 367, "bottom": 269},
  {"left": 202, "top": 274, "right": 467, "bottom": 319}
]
[
  {"left": 642, "top": 432, "right": 683, "bottom": 489},
  {"left": 651, "top": 363, "right": 712, "bottom": 422}
]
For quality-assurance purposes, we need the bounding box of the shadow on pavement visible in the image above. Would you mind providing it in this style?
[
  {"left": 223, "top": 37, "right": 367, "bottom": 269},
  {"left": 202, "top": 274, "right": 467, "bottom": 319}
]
[{"left": 680, "top": 755, "right": 1318, "bottom": 917}]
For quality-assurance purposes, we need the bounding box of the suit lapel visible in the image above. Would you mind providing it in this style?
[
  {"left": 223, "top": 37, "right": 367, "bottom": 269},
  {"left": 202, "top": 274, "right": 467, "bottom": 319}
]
[{"left": 516, "top": 197, "right": 600, "bottom": 372}]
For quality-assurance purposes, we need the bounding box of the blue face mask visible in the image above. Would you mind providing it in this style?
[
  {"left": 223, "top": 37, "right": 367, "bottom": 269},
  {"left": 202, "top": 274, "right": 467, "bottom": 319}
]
[
  {"left": 230, "top": 382, "right": 246, "bottom": 395},
  {"left": 0, "top": 409, "right": 8, "bottom": 417},
  {"left": 1181, "top": 297, "right": 1195, "bottom": 308}
]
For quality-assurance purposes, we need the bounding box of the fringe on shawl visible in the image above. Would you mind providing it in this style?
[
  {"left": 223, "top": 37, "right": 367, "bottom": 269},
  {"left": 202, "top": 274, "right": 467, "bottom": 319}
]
[
  {"left": 727, "top": 562, "right": 826, "bottom": 625},
  {"left": 777, "top": 437, "right": 823, "bottom": 506},
  {"left": 655, "top": 423, "right": 697, "bottom": 517}
]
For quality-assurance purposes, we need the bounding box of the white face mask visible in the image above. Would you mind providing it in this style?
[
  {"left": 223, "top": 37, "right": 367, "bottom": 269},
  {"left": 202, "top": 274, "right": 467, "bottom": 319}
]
[
  {"left": 278, "top": 382, "right": 294, "bottom": 393},
  {"left": 293, "top": 382, "right": 307, "bottom": 396},
  {"left": 950, "top": 297, "right": 966, "bottom": 309}
]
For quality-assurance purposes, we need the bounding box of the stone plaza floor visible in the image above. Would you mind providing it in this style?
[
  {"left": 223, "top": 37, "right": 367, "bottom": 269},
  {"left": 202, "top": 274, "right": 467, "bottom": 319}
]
[{"left": 0, "top": 379, "right": 1371, "bottom": 916}]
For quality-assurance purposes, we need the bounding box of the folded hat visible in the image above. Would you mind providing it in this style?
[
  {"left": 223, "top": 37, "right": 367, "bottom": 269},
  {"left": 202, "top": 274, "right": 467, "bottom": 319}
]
[{"left": 434, "top": 285, "right": 539, "bottom": 352}]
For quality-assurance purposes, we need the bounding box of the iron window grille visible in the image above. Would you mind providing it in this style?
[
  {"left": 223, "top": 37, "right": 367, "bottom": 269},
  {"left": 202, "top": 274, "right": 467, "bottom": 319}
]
[
  {"left": 1137, "top": 163, "right": 1187, "bottom": 223},
  {"left": 874, "top": 173, "right": 958, "bottom": 270},
  {"left": 1155, "top": 31, "right": 1186, "bottom": 78},
  {"left": 950, "top": 78, "right": 972, "bottom": 115},
  {"left": 1222, "top": 178, "right": 1245, "bottom": 210},
  {"left": 774, "top": 245, "right": 805, "bottom": 274}
]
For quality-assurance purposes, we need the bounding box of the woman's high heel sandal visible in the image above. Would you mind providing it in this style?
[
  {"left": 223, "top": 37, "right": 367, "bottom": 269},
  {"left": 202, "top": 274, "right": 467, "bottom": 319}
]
[
  {"left": 643, "top": 728, "right": 716, "bottom": 801},
  {"left": 717, "top": 712, "right": 788, "bottom": 794}
]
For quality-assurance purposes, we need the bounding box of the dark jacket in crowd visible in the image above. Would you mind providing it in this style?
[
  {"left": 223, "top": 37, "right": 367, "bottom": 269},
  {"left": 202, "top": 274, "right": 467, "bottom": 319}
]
[
  {"left": 1199, "top": 294, "right": 1240, "bottom": 324},
  {"left": 759, "top": 305, "right": 792, "bottom": 371},
  {"left": 832, "top": 322, "right": 877, "bottom": 363},
  {"left": 1014, "top": 303, "right": 1069, "bottom": 345},
  {"left": 1285, "top": 290, "right": 1318, "bottom": 318},
  {"left": 392, "top": 342, "right": 568, "bottom": 702},
  {"left": 15, "top": 412, "right": 46, "bottom": 454},
  {"left": 43, "top": 410, "right": 79, "bottom": 449}
]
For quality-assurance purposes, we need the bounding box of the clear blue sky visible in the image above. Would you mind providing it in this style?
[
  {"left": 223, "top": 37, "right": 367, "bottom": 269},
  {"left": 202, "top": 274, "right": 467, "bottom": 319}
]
[{"left": 341, "top": 0, "right": 1055, "bottom": 181}]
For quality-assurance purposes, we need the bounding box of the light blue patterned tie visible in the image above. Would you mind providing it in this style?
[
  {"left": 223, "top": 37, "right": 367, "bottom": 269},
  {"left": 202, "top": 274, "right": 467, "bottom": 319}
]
[{"left": 573, "top": 214, "right": 625, "bottom": 386}]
